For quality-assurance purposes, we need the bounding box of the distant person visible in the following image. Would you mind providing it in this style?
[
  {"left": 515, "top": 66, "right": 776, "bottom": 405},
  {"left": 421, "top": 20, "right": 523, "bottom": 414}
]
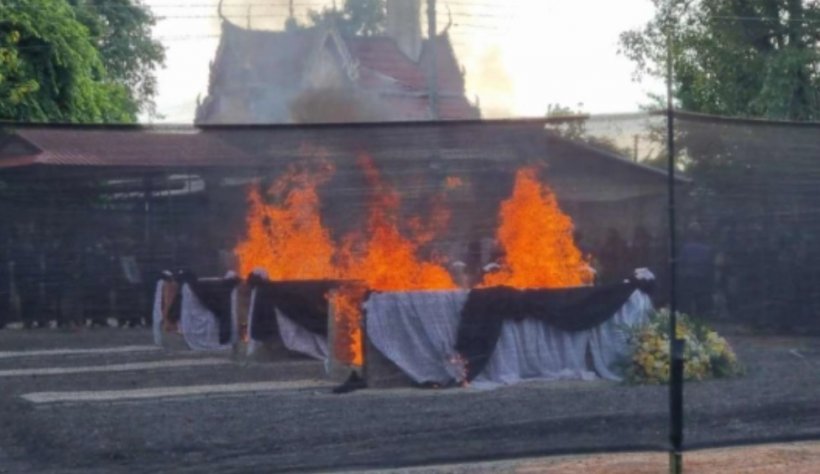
[
  {"left": 598, "top": 228, "right": 628, "bottom": 283},
  {"left": 14, "top": 238, "right": 41, "bottom": 329},
  {"left": 464, "top": 239, "right": 483, "bottom": 287},
  {"left": 82, "top": 239, "right": 113, "bottom": 327},
  {"left": 117, "top": 253, "right": 144, "bottom": 328},
  {"left": 43, "top": 237, "right": 67, "bottom": 328},
  {"left": 450, "top": 261, "right": 470, "bottom": 289},
  {"left": 0, "top": 235, "right": 9, "bottom": 329},
  {"left": 60, "top": 237, "right": 86, "bottom": 329},
  {"left": 678, "top": 222, "right": 715, "bottom": 316},
  {"left": 629, "top": 226, "right": 653, "bottom": 268}
]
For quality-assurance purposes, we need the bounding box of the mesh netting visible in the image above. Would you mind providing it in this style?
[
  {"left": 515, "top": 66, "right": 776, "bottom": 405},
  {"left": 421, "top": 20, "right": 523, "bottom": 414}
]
[
  {"left": 0, "top": 113, "right": 818, "bottom": 468},
  {"left": 672, "top": 113, "right": 820, "bottom": 448}
]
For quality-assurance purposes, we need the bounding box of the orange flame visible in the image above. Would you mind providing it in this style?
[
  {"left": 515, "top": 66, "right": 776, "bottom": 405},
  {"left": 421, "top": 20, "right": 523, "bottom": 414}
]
[
  {"left": 235, "top": 163, "right": 339, "bottom": 280},
  {"left": 234, "top": 160, "right": 591, "bottom": 368},
  {"left": 328, "top": 284, "right": 367, "bottom": 366},
  {"left": 338, "top": 155, "right": 456, "bottom": 291},
  {"left": 445, "top": 176, "right": 464, "bottom": 189},
  {"left": 235, "top": 157, "right": 455, "bottom": 366},
  {"left": 482, "top": 166, "right": 592, "bottom": 289}
]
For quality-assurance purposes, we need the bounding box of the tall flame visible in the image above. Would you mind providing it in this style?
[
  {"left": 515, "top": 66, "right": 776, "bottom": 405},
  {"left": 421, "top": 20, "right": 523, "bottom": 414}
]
[
  {"left": 234, "top": 160, "right": 591, "bottom": 368},
  {"left": 234, "top": 157, "right": 455, "bottom": 366},
  {"left": 338, "top": 155, "right": 456, "bottom": 291},
  {"left": 482, "top": 166, "right": 592, "bottom": 289},
  {"left": 235, "top": 163, "right": 339, "bottom": 280},
  {"left": 330, "top": 156, "right": 456, "bottom": 365}
]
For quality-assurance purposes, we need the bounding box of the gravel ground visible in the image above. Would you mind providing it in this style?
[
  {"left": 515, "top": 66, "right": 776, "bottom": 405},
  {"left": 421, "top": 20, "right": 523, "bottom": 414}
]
[
  {"left": 368, "top": 441, "right": 820, "bottom": 473},
  {"left": 0, "top": 327, "right": 818, "bottom": 473}
]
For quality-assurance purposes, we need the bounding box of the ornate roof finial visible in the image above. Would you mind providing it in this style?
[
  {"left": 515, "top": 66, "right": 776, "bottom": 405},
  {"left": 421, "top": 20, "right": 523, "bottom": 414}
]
[{"left": 444, "top": 4, "right": 453, "bottom": 32}]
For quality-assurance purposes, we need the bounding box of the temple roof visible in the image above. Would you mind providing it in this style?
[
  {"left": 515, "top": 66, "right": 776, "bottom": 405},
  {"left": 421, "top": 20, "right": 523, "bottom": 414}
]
[{"left": 195, "top": 21, "right": 479, "bottom": 124}]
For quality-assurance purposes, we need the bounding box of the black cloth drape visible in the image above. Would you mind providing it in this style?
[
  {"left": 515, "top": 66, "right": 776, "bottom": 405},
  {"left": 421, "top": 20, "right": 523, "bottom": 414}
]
[
  {"left": 248, "top": 276, "right": 341, "bottom": 341},
  {"left": 456, "top": 278, "right": 653, "bottom": 381},
  {"left": 179, "top": 271, "right": 240, "bottom": 345},
  {"left": 158, "top": 272, "right": 182, "bottom": 327}
]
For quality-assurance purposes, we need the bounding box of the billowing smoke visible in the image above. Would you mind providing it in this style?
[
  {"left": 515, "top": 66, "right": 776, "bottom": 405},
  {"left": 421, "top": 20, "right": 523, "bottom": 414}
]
[
  {"left": 468, "top": 47, "right": 514, "bottom": 118},
  {"left": 288, "top": 87, "right": 390, "bottom": 123}
]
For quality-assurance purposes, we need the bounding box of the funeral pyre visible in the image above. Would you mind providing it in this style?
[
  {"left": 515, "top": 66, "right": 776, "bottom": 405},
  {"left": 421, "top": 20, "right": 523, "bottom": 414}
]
[{"left": 234, "top": 156, "right": 592, "bottom": 366}]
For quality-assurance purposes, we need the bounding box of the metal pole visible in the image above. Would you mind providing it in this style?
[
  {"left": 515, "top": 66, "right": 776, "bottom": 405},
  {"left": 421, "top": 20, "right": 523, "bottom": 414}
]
[
  {"left": 667, "top": 32, "right": 684, "bottom": 474},
  {"left": 427, "top": 0, "right": 439, "bottom": 119}
]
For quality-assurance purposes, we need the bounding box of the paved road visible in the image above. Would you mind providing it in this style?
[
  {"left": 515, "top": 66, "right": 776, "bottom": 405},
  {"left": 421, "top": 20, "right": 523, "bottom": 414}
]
[{"left": 0, "top": 328, "right": 818, "bottom": 473}]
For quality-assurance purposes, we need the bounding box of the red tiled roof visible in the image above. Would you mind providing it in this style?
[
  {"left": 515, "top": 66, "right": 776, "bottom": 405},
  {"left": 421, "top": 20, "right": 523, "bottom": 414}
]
[
  {"left": 345, "top": 33, "right": 468, "bottom": 95},
  {"left": 0, "top": 128, "right": 256, "bottom": 169},
  {"left": 345, "top": 36, "right": 429, "bottom": 90},
  {"left": 345, "top": 32, "right": 478, "bottom": 120}
]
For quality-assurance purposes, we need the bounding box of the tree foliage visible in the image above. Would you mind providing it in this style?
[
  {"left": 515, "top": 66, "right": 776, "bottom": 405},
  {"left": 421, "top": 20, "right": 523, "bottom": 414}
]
[
  {"left": 0, "top": 0, "right": 131, "bottom": 122},
  {"left": 544, "top": 103, "right": 634, "bottom": 158},
  {"left": 0, "top": 0, "right": 164, "bottom": 123},
  {"left": 305, "top": 0, "right": 387, "bottom": 37},
  {"left": 68, "top": 0, "right": 166, "bottom": 117},
  {"left": 621, "top": 2, "right": 820, "bottom": 329},
  {"left": 620, "top": 0, "right": 820, "bottom": 121}
]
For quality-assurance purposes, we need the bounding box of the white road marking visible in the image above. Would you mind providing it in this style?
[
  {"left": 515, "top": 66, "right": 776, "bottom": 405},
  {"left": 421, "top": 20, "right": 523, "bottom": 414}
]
[
  {"left": 0, "top": 358, "right": 229, "bottom": 377},
  {"left": 22, "top": 380, "right": 331, "bottom": 404},
  {"left": 0, "top": 345, "right": 160, "bottom": 359}
]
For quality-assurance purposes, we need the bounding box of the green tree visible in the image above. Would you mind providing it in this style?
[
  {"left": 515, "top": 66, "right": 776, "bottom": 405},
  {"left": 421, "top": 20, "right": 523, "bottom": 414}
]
[
  {"left": 68, "top": 0, "right": 166, "bottom": 117},
  {"left": 0, "top": 31, "right": 39, "bottom": 116},
  {"left": 544, "top": 103, "right": 633, "bottom": 157},
  {"left": 0, "top": 0, "right": 136, "bottom": 122},
  {"left": 307, "top": 0, "right": 386, "bottom": 36},
  {"left": 620, "top": 0, "right": 819, "bottom": 121},
  {"left": 621, "top": 1, "right": 820, "bottom": 327}
]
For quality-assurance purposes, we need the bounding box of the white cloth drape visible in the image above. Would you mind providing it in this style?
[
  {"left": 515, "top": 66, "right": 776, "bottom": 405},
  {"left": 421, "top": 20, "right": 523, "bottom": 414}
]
[
  {"left": 276, "top": 309, "right": 329, "bottom": 361},
  {"left": 179, "top": 284, "right": 232, "bottom": 352},
  {"left": 244, "top": 287, "right": 329, "bottom": 361},
  {"left": 246, "top": 288, "right": 261, "bottom": 356},
  {"left": 365, "top": 290, "right": 652, "bottom": 387},
  {"left": 151, "top": 280, "right": 164, "bottom": 346},
  {"left": 365, "top": 290, "right": 469, "bottom": 385},
  {"left": 589, "top": 290, "right": 654, "bottom": 380}
]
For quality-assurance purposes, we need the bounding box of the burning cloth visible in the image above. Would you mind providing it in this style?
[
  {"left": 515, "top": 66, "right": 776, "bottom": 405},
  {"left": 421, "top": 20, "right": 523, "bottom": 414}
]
[{"left": 364, "top": 270, "right": 654, "bottom": 387}]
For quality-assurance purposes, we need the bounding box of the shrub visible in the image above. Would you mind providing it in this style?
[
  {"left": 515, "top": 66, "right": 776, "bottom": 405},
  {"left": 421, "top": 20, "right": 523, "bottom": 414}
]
[{"left": 624, "top": 308, "right": 741, "bottom": 384}]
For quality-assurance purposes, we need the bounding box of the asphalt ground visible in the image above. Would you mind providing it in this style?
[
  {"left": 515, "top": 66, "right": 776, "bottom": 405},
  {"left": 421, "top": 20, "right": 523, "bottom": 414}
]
[{"left": 0, "top": 327, "right": 818, "bottom": 473}]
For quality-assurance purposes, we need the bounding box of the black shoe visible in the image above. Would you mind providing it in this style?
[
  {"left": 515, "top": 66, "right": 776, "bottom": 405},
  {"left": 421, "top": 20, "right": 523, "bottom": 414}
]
[{"left": 332, "top": 371, "right": 367, "bottom": 394}]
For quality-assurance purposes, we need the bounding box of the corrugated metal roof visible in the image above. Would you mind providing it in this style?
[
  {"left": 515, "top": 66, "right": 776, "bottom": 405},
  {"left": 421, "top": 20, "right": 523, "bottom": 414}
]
[
  {"left": 0, "top": 128, "right": 257, "bottom": 169},
  {"left": 0, "top": 121, "right": 681, "bottom": 190}
]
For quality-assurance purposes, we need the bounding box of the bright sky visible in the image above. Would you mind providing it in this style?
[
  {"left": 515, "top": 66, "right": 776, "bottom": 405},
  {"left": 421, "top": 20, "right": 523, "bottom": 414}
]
[{"left": 144, "top": 0, "right": 664, "bottom": 123}]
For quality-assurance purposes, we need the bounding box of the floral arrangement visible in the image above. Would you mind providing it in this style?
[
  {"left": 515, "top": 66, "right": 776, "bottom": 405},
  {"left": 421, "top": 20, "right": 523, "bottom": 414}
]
[{"left": 624, "top": 308, "right": 741, "bottom": 384}]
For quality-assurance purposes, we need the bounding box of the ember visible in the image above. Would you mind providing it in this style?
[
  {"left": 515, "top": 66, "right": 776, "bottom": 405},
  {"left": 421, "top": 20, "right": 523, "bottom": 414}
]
[{"left": 445, "top": 176, "right": 464, "bottom": 189}]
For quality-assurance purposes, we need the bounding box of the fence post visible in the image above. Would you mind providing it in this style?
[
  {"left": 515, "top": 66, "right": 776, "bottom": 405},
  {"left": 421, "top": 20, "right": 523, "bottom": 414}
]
[{"left": 666, "top": 30, "right": 684, "bottom": 474}]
